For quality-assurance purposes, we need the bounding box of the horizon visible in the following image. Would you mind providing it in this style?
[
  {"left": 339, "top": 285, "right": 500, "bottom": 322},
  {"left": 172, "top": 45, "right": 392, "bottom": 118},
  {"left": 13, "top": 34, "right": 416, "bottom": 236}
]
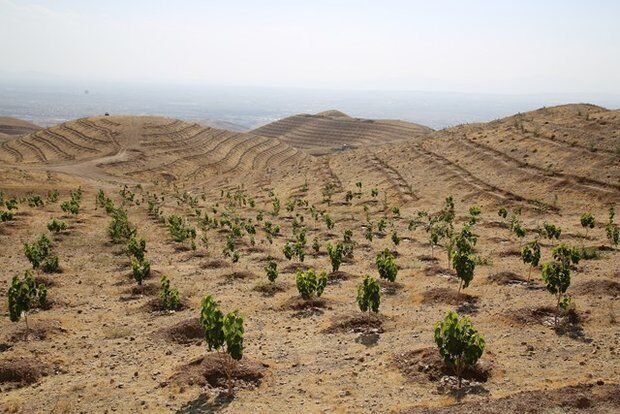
[{"left": 1, "top": 0, "right": 620, "bottom": 95}]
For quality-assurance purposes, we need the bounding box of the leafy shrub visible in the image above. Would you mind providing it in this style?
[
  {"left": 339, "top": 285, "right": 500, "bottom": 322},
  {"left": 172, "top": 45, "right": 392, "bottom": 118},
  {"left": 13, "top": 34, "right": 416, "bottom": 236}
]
[
  {"left": 8, "top": 271, "right": 47, "bottom": 330},
  {"left": 126, "top": 237, "right": 147, "bottom": 262},
  {"left": 376, "top": 249, "right": 398, "bottom": 282},
  {"left": 0, "top": 210, "right": 14, "bottom": 222},
  {"left": 551, "top": 243, "right": 581, "bottom": 267},
  {"left": 606, "top": 206, "right": 619, "bottom": 246},
  {"left": 131, "top": 257, "right": 151, "bottom": 285},
  {"left": 434, "top": 311, "right": 485, "bottom": 388},
  {"left": 364, "top": 222, "right": 374, "bottom": 242},
  {"left": 541, "top": 261, "right": 572, "bottom": 325},
  {"left": 357, "top": 275, "right": 381, "bottom": 313},
  {"left": 468, "top": 206, "right": 481, "bottom": 224},
  {"left": 264, "top": 257, "right": 278, "bottom": 283},
  {"left": 167, "top": 215, "right": 196, "bottom": 245},
  {"left": 324, "top": 214, "right": 335, "bottom": 230},
  {"left": 327, "top": 242, "right": 346, "bottom": 272},
  {"left": 24, "top": 234, "right": 52, "bottom": 269},
  {"left": 46, "top": 190, "right": 58, "bottom": 203},
  {"left": 371, "top": 188, "right": 379, "bottom": 198},
  {"left": 41, "top": 255, "right": 60, "bottom": 273},
  {"left": 497, "top": 207, "right": 508, "bottom": 219},
  {"left": 61, "top": 200, "right": 80, "bottom": 215},
  {"left": 108, "top": 208, "right": 136, "bottom": 244},
  {"left": 27, "top": 194, "right": 44, "bottom": 208},
  {"left": 521, "top": 240, "right": 541, "bottom": 280},
  {"left": 345, "top": 191, "right": 353, "bottom": 204},
  {"left": 391, "top": 230, "right": 401, "bottom": 247},
  {"left": 580, "top": 212, "right": 595, "bottom": 238},
  {"left": 510, "top": 215, "right": 526, "bottom": 238},
  {"left": 312, "top": 237, "right": 320, "bottom": 255},
  {"left": 343, "top": 229, "right": 353, "bottom": 244},
  {"left": 160, "top": 275, "right": 180, "bottom": 311},
  {"left": 47, "top": 218, "right": 67, "bottom": 233},
  {"left": 5, "top": 197, "right": 18, "bottom": 211},
  {"left": 541, "top": 222, "right": 562, "bottom": 240},
  {"left": 295, "top": 269, "right": 327, "bottom": 300},
  {"left": 199, "top": 295, "right": 244, "bottom": 395}
]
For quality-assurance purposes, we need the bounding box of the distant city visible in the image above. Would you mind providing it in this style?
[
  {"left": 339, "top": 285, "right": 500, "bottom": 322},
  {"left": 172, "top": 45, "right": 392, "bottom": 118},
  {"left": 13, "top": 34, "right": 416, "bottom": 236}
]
[{"left": 1, "top": 79, "right": 619, "bottom": 130}]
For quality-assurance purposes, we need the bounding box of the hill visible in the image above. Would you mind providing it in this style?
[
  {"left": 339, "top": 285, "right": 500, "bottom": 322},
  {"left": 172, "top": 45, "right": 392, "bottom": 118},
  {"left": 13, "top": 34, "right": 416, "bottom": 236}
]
[
  {"left": 0, "top": 104, "right": 619, "bottom": 413},
  {"left": 252, "top": 110, "right": 434, "bottom": 155},
  {"left": 0, "top": 116, "right": 41, "bottom": 135}
]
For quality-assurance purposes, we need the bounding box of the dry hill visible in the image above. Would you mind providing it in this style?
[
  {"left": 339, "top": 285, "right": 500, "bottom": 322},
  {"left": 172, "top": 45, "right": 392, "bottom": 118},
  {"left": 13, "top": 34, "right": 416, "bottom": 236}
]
[{"left": 0, "top": 116, "right": 41, "bottom": 136}]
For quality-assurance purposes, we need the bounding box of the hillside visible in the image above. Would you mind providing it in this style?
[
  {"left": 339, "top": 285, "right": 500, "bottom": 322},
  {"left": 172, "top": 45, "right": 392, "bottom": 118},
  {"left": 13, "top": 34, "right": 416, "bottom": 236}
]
[
  {"left": 252, "top": 110, "right": 434, "bottom": 155},
  {"left": 0, "top": 104, "right": 619, "bottom": 414},
  {"left": 0, "top": 116, "right": 41, "bottom": 136}
]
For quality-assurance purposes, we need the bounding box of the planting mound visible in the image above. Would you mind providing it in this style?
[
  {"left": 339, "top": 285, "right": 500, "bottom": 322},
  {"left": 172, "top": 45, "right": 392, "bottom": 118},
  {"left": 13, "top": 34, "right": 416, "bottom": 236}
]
[
  {"left": 0, "top": 357, "right": 54, "bottom": 387},
  {"left": 324, "top": 313, "right": 385, "bottom": 334},
  {"left": 169, "top": 353, "right": 267, "bottom": 389},
  {"left": 155, "top": 318, "right": 203, "bottom": 345}
]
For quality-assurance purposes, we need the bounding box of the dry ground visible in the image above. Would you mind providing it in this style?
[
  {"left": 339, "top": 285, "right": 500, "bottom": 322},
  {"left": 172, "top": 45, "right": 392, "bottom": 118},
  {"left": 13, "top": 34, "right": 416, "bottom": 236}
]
[{"left": 0, "top": 104, "right": 619, "bottom": 413}]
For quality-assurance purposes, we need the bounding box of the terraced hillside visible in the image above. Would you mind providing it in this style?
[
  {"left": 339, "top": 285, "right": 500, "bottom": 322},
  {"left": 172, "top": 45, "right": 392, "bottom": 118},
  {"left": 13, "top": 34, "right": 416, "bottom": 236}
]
[
  {"left": 0, "top": 116, "right": 41, "bottom": 136},
  {"left": 252, "top": 110, "right": 434, "bottom": 155},
  {"left": 0, "top": 104, "right": 619, "bottom": 414},
  {"left": 0, "top": 116, "right": 310, "bottom": 186}
]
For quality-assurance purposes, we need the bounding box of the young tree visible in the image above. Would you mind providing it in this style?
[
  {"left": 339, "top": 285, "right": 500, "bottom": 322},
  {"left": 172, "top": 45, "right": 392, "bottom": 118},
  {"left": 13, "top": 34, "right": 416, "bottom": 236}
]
[
  {"left": 24, "top": 234, "right": 52, "bottom": 269},
  {"left": 364, "top": 222, "right": 374, "bottom": 242},
  {"left": 376, "top": 249, "right": 398, "bottom": 282},
  {"left": 541, "top": 261, "right": 572, "bottom": 326},
  {"left": 434, "top": 311, "right": 485, "bottom": 388},
  {"left": 199, "top": 295, "right": 245, "bottom": 396},
  {"left": 108, "top": 209, "right": 137, "bottom": 244},
  {"left": 47, "top": 218, "right": 67, "bottom": 234},
  {"left": 606, "top": 206, "right": 619, "bottom": 247},
  {"left": 327, "top": 242, "right": 345, "bottom": 272},
  {"left": 264, "top": 256, "right": 278, "bottom": 283},
  {"left": 391, "top": 230, "right": 401, "bottom": 247},
  {"left": 371, "top": 188, "right": 379, "bottom": 198},
  {"left": 497, "top": 207, "right": 508, "bottom": 219},
  {"left": 8, "top": 271, "right": 47, "bottom": 334},
  {"left": 521, "top": 240, "right": 541, "bottom": 280},
  {"left": 160, "top": 275, "right": 181, "bottom": 311},
  {"left": 357, "top": 275, "right": 381, "bottom": 314},
  {"left": 312, "top": 237, "right": 320, "bottom": 255},
  {"left": 295, "top": 269, "right": 327, "bottom": 300},
  {"left": 126, "top": 237, "right": 147, "bottom": 262},
  {"left": 541, "top": 222, "right": 562, "bottom": 240},
  {"left": 579, "top": 212, "right": 595, "bottom": 240},
  {"left": 131, "top": 257, "right": 151, "bottom": 285}
]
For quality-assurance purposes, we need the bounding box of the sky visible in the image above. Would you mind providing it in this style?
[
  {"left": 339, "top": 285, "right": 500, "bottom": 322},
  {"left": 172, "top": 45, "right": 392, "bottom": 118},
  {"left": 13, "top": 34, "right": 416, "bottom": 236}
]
[{"left": 1, "top": 0, "right": 619, "bottom": 94}]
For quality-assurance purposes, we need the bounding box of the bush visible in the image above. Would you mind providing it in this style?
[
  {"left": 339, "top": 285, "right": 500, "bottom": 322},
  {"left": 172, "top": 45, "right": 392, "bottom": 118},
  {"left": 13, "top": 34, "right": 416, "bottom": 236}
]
[
  {"left": 61, "top": 200, "right": 80, "bottom": 215},
  {"left": 8, "top": 271, "right": 47, "bottom": 330},
  {"left": 295, "top": 268, "right": 327, "bottom": 300},
  {"left": 327, "top": 242, "right": 345, "bottom": 272},
  {"left": 541, "top": 261, "right": 572, "bottom": 325},
  {"left": 580, "top": 212, "right": 595, "bottom": 238},
  {"left": 551, "top": 243, "right": 581, "bottom": 267},
  {"left": 42, "top": 255, "right": 60, "bottom": 273},
  {"left": 160, "top": 275, "right": 180, "bottom": 311},
  {"left": 131, "top": 257, "right": 151, "bottom": 285},
  {"left": 24, "top": 234, "right": 52, "bottom": 269},
  {"left": 0, "top": 210, "right": 14, "bottom": 222},
  {"left": 521, "top": 240, "right": 541, "bottom": 280},
  {"left": 434, "top": 311, "right": 485, "bottom": 388},
  {"left": 47, "top": 218, "right": 67, "bottom": 233},
  {"left": 167, "top": 214, "right": 196, "bottom": 245},
  {"left": 376, "top": 249, "right": 398, "bottom": 282},
  {"left": 541, "top": 222, "right": 561, "bottom": 240},
  {"left": 199, "top": 295, "right": 244, "bottom": 396},
  {"left": 391, "top": 230, "right": 401, "bottom": 247},
  {"left": 264, "top": 257, "right": 278, "bottom": 283},
  {"left": 126, "top": 237, "right": 147, "bottom": 262},
  {"left": 357, "top": 275, "right": 381, "bottom": 313},
  {"left": 108, "top": 208, "right": 136, "bottom": 244}
]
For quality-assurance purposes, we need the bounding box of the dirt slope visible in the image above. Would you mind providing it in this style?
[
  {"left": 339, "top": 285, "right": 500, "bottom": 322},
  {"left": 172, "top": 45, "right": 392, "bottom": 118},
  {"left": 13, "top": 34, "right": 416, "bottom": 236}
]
[
  {"left": 0, "top": 117, "right": 41, "bottom": 136},
  {"left": 252, "top": 110, "right": 434, "bottom": 155}
]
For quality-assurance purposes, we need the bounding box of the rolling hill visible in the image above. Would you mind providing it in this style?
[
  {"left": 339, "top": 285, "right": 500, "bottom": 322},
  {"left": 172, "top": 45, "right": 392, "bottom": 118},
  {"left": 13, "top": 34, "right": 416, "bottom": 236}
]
[{"left": 0, "top": 116, "right": 41, "bottom": 136}]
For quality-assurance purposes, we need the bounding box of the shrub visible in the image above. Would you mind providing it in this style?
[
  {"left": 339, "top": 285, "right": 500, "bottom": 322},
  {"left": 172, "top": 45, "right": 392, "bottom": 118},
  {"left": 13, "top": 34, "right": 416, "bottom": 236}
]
[
  {"left": 295, "top": 268, "right": 327, "bottom": 300},
  {"left": 126, "top": 237, "right": 147, "bottom": 262},
  {"left": 579, "top": 212, "right": 595, "bottom": 238},
  {"left": 452, "top": 249, "right": 476, "bottom": 294},
  {"left": 41, "top": 255, "right": 60, "bottom": 273},
  {"left": 0, "top": 210, "right": 14, "bottom": 222},
  {"left": 521, "top": 240, "right": 541, "bottom": 280},
  {"left": 345, "top": 191, "right": 353, "bottom": 205},
  {"left": 541, "top": 261, "right": 572, "bottom": 325},
  {"left": 468, "top": 206, "right": 481, "bottom": 225},
  {"left": 312, "top": 237, "right": 320, "bottom": 255},
  {"left": 160, "top": 275, "right": 181, "bottom": 311},
  {"left": 8, "top": 271, "right": 47, "bottom": 331},
  {"left": 199, "top": 295, "right": 244, "bottom": 396},
  {"left": 371, "top": 188, "right": 379, "bottom": 198},
  {"left": 497, "top": 207, "right": 508, "bottom": 219},
  {"left": 108, "top": 208, "right": 136, "bottom": 244},
  {"left": 5, "top": 197, "right": 18, "bottom": 211},
  {"left": 47, "top": 218, "right": 67, "bottom": 233},
  {"left": 377, "top": 218, "right": 387, "bottom": 233},
  {"left": 606, "top": 206, "right": 619, "bottom": 246},
  {"left": 272, "top": 198, "right": 280, "bottom": 216},
  {"left": 551, "top": 243, "right": 581, "bottom": 267},
  {"left": 264, "top": 257, "right": 278, "bottom": 283},
  {"left": 131, "top": 257, "right": 151, "bottom": 285},
  {"left": 343, "top": 229, "right": 353, "bottom": 244},
  {"left": 324, "top": 214, "right": 335, "bottom": 230},
  {"left": 61, "top": 200, "right": 80, "bottom": 215},
  {"left": 283, "top": 242, "right": 294, "bottom": 260},
  {"left": 357, "top": 275, "right": 381, "bottom": 313},
  {"left": 46, "top": 190, "right": 58, "bottom": 203},
  {"left": 167, "top": 214, "right": 196, "bottom": 245},
  {"left": 24, "top": 234, "right": 52, "bottom": 269},
  {"left": 391, "top": 230, "right": 401, "bottom": 247},
  {"left": 327, "top": 242, "right": 345, "bottom": 272},
  {"left": 375, "top": 249, "right": 398, "bottom": 282},
  {"left": 510, "top": 215, "right": 526, "bottom": 239},
  {"left": 434, "top": 311, "right": 485, "bottom": 388},
  {"left": 541, "top": 222, "right": 562, "bottom": 240},
  {"left": 27, "top": 194, "right": 44, "bottom": 208},
  {"left": 364, "top": 222, "right": 374, "bottom": 242}
]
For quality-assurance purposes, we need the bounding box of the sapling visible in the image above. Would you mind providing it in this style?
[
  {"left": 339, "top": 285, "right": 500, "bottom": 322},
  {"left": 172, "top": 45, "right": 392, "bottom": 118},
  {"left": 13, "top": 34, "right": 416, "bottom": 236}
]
[
  {"left": 541, "top": 222, "right": 562, "bottom": 240},
  {"left": 160, "top": 275, "right": 180, "bottom": 311},
  {"left": 327, "top": 242, "right": 345, "bottom": 272},
  {"left": 605, "top": 206, "right": 619, "bottom": 247},
  {"left": 8, "top": 271, "right": 47, "bottom": 335},
  {"left": 0, "top": 210, "right": 14, "bottom": 222},
  {"left": 283, "top": 242, "right": 294, "bottom": 260},
  {"left": 24, "top": 234, "right": 52, "bottom": 269},
  {"left": 468, "top": 206, "right": 481, "bottom": 225},
  {"left": 41, "top": 255, "right": 60, "bottom": 273},
  {"left": 521, "top": 240, "right": 541, "bottom": 280},
  {"left": 312, "top": 237, "right": 320, "bottom": 255},
  {"left": 47, "top": 218, "right": 67, "bottom": 233},
  {"left": 199, "top": 295, "right": 245, "bottom": 396},
  {"left": 551, "top": 243, "right": 581, "bottom": 267},
  {"left": 345, "top": 191, "right": 353, "bottom": 205},
  {"left": 264, "top": 257, "right": 278, "bottom": 283},
  {"left": 376, "top": 249, "right": 398, "bottom": 282},
  {"left": 434, "top": 311, "right": 485, "bottom": 388},
  {"left": 324, "top": 214, "right": 335, "bottom": 230},
  {"left": 108, "top": 208, "right": 136, "bottom": 244},
  {"left": 497, "top": 207, "right": 508, "bottom": 219},
  {"left": 357, "top": 275, "right": 381, "bottom": 314},
  {"left": 126, "top": 237, "right": 147, "bottom": 262},
  {"left": 579, "top": 212, "right": 595, "bottom": 240},
  {"left": 343, "top": 229, "right": 353, "bottom": 244},
  {"left": 295, "top": 269, "right": 327, "bottom": 300},
  {"left": 391, "top": 230, "right": 401, "bottom": 247},
  {"left": 377, "top": 218, "right": 387, "bottom": 234},
  {"left": 131, "top": 257, "right": 151, "bottom": 285},
  {"left": 371, "top": 188, "right": 379, "bottom": 198},
  {"left": 541, "top": 260, "right": 572, "bottom": 326},
  {"left": 452, "top": 244, "right": 476, "bottom": 295},
  {"left": 364, "top": 222, "right": 374, "bottom": 242}
]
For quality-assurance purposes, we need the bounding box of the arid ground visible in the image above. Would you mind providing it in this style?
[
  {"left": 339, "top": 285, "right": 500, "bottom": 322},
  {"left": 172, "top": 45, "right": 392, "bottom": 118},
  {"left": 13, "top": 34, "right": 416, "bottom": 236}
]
[{"left": 0, "top": 104, "right": 619, "bottom": 413}]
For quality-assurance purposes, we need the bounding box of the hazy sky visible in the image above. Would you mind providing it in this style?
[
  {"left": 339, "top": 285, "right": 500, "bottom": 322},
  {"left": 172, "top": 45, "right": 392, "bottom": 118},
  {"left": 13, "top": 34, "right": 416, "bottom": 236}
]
[{"left": 1, "top": 0, "right": 619, "bottom": 94}]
